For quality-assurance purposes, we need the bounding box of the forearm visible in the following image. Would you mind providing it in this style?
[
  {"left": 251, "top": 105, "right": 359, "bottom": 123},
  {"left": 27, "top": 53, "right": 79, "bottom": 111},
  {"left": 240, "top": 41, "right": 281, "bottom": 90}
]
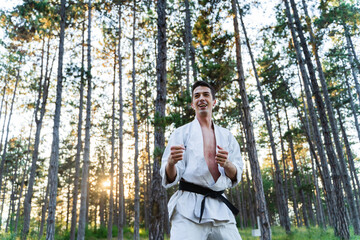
[
  {"left": 165, "top": 162, "right": 177, "bottom": 183},
  {"left": 224, "top": 162, "right": 237, "bottom": 182}
]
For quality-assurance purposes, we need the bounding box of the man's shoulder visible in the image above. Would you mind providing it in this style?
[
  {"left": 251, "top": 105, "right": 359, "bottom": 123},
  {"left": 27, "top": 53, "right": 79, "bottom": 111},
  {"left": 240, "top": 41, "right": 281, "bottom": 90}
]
[
  {"left": 175, "top": 120, "right": 194, "bottom": 131},
  {"left": 215, "top": 124, "right": 232, "bottom": 134}
]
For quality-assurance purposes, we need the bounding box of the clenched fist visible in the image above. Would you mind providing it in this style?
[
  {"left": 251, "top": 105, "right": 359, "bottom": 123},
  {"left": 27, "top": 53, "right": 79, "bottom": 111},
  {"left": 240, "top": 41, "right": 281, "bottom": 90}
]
[{"left": 168, "top": 145, "right": 185, "bottom": 166}]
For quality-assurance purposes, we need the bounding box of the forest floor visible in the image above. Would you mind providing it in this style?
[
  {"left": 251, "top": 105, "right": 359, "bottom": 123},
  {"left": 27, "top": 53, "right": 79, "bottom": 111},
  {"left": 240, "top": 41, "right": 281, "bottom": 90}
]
[
  {"left": 92, "top": 226, "right": 357, "bottom": 240},
  {"left": 1, "top": 225, "right": 357, "bottom": 239}
]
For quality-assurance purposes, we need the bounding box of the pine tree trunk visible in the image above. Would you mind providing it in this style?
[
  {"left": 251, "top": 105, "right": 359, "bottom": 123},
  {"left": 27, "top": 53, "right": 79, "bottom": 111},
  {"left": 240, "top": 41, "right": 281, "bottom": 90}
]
[
  {"left": 0, "top": 94, "right": 8, "bottom": 158},
  {"left": 232, "top": 1, "right": 271, "bottom": 238},
  {"left": 343, "top": 70, "right": 360, "bottom": 142},
  {"left": 237, "top": 3, "right": 290, "bottom": 231},
  {"left": 284, "top": 104, "right": 309, "bottom": 227},
  {"left": 117, "top": 3, "right": 125, "bottom": 239},
  {"left": 131, "top": 1, "right": 140, "bottom": 239},
  {"left": 305, "top": 175, "right": 316, "bottom": 225},
  {"left": 183, "top": 0, "right": 197, "bottom": 82},
  {"left": 0, "top": 175, "right": 8, "bottom": 229},
  {"left": 69, "top": 19, "right": 85, "bottom": 240},
  {"left": 86, "top": 183, "right": 90, "bottom": 224},
  {"left": 310, "top": 152, "right": 326, "bottom": 228},
  {"left": 2, "top": 59, "right": 21, "bottom": 232},
  {"left": 66, "top": 172, "right": 71, "bottom": 231},
  {"left": 0, "top": 56, "right": 21, "bottom": 204},
  {"left": 240, "top": 177, "right": 247, "bottom": 228},
  {"left": 114, "top": 173, "right": 118, "bottom": 232},
  {"left": 6, "top": 155, "right": 19, "bottom": 232},
  {"left": 344, "top": 24, "right": 360, "bottom": 107},
  {"left": 107, "top": 44, "right": 117, "bottom": 240},
  {"left": 298, "top": 80, "right": 326, "bottom": 228},
  {"left": 337, "top": 108, "right": 360, "bottom": 211},
  {"left": 275, "top": 104, "right": 291, "bottom": 227},
  {"left": 289, "top": 0, "right": 350, "bottom": 237},
  {"left": 149, "top": 0, "right": 168, "bottom": 239},
  {"left": 301, "top": 0, "right": 360, "bottom": 234},
  {"left": 0, "top": 74, "right": 8, "bottom": 127},
  {"left": 144, "top": 79, "right": 151, "bottom": 230},
  {"left": 45, "top": 0, "right": 66, "bottom": 238},
  {"left": 284, "top": 0, "right": 341, "bottom": 233},
  {"left": 22, "top": 36, "right": 51, "bottom": 240},
  {"left": 14, "top": 121, "right": 33, "bottom": 235},
  {"left": 100, "top": 157, "right": 106, "bottom": 227},
  {"left": 245, "top": 169, "right": 256, "bottom": 228},
  {"left": 184, "top": 0, "right": 191, "bottom": 93},
  {"left": 38, "top": 182, "right": 49, "bottom": 240},
  {"left": 77, "top": 0, "right": 92, "bottom": 238}
]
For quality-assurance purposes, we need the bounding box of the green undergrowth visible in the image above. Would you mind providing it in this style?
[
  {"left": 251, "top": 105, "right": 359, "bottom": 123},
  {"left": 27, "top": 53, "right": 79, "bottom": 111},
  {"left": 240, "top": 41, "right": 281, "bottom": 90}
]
[
  {"left": 1, "top": 225, "right": 358, "bottom": 239},
  {"left": 239, "top": 226, "right": 358, "bottom": 240}
]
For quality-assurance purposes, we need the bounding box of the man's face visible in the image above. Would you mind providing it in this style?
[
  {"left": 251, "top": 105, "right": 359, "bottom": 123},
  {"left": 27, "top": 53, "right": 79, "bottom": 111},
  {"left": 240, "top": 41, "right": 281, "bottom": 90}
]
[{"left": 191, "top": 86, "right": 216, "bottom": 116}]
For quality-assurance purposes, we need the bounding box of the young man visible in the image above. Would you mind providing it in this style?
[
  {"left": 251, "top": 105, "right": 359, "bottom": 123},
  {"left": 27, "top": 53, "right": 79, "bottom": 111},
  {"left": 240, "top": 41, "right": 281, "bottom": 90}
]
[{"left": 160, "top": 81, "right": 243, "bottom": 240}]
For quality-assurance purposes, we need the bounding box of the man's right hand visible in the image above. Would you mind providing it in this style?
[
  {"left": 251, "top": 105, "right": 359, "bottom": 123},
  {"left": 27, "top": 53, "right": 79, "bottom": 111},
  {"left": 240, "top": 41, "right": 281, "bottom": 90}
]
[
  {"left": 168, "top": 145, "right": 185, "bottom": 166},
  {"left": 166, "top": 145, "right": 185, "bottom": 183}
]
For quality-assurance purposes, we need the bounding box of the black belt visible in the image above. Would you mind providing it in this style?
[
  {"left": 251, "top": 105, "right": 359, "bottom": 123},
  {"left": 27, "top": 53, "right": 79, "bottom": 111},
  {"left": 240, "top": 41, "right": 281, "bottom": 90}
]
[{"left": 179, "top": 181, "right": 239, "bottom": 223}]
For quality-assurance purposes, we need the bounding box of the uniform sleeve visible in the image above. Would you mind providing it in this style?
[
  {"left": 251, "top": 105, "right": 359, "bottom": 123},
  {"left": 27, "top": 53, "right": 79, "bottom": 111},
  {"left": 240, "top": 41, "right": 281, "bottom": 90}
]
[
  {"left": 160, "top": 128, "right": 186, "bottom": 188},
  {"left": 227, "top": 133, "right": 244, "bottom": 187}
]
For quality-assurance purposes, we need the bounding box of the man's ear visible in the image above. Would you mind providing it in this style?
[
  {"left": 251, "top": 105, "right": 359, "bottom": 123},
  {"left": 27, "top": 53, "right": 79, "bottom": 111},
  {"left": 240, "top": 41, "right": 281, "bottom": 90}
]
[{"left": 213, "top": 99, "right": 216, "bottom": 106}]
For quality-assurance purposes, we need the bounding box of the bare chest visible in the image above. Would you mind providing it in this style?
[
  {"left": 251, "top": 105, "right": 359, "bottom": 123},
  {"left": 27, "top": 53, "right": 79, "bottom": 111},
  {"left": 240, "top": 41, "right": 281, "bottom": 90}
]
[
  {"left": 202, "top": 129, "right": 216, "bottom": 158},
  {"left": 201, "top": 127, "right": 220, "bottom": 181}
]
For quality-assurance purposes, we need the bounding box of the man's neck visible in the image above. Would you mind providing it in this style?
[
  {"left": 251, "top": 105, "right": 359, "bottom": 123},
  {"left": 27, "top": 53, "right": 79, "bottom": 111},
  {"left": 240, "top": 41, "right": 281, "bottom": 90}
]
[{"left": 196, "top": 115, "right": 212, "bottom": 129}]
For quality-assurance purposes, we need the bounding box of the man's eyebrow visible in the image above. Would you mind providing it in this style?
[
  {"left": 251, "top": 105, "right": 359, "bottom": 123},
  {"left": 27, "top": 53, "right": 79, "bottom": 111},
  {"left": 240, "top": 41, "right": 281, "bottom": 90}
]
[{"left": 194, "top": 90, "right": 210, "bottom": 94}]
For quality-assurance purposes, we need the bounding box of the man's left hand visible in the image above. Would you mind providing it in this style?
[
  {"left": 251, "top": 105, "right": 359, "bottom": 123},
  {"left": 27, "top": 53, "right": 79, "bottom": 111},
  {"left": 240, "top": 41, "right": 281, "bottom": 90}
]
[{"left": 215, "top": 145, "right": 229, "bottom": 167}]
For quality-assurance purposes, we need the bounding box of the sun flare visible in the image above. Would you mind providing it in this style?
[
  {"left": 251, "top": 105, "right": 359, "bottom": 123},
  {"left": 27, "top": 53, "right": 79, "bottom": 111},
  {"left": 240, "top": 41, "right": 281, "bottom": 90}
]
[{"left": 102, "top": 179, "right": 111, "bottom": 188}]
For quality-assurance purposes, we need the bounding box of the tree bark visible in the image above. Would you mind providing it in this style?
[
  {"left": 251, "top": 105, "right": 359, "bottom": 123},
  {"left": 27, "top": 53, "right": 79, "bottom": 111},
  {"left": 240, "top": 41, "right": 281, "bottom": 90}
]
[
  {"left": 144, "top": 79, "right": 151, "bottom": 230},
  {"left": 107, "top": 40, "right": 117, "bottom": 240},
  {"left": 149, "top": 0, "right": 168, "bottom": 239},
  {"left": 343, "top": 67, "right": 360, "bottom": 142},
  {"left": 117, "top": 3, "right": 125, "bottom": 240},
  {"left": 45, "top": 0, "right": 66, "bottom": 238},
  {"left": 275, "top": 103, "right": 291, "bottom": 229},
  {"left": 344, "top": 24, "right": 360, "bottom": 107},
  {"left": 237, "top": 3, "right": 290, "bottom": 232},
  {"left": 184, "top": 0, "right": 191, "bottom": 94},
  {"left": 284, "top": 103, "right": 309, "bottom": 227},
  {"left": 69, "top": 18, "right": 85, "bottom": 240},
  {"left": 99, "top": 153, "right": 106, "bottom": 227},
  {"left": 290, "top": 0, "right": 350, "bottom": 237},
  {"left": 6, "top": 152, "right": 20, "bottom": 233},
  {"left": 23, "top": 35, "right": 52, "bottom": 240},
  {"left": 298, "top": 79, "right": 326, "bottom": 228},
  {"left": 232, "top": 0, "right": 271, "bottom": 238},
  {"left": 14, "top": 119, "right": 33, "bottom": 236},
  {"left": 38, "top": 182, "right": 49, "bottom": 240},
  {"left": 0, "top": 174, "right": 8, "bottom": 229},
  {"left": 77, "top": 0, "right": 92, "bottom": 238},
  {"left": 284, "top": 0, "right": 341, "bottom": 234},
  {"left": 337, "top": 107, "right": 360, "bottom": 214},
  {"left": 301, "top": 0, "right": 360, "bottom": 234},
  {"left": 131, "top": 1, "right": 140, "bottom": 239},
  {"left": 0, "top": 55, "right": 21, "bottom": 203}
]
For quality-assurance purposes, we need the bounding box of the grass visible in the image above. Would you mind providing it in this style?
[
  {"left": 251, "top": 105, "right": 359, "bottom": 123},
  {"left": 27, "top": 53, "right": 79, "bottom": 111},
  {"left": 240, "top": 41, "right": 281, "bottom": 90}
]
[
  {"left": 1, "top": 225, "right": 359, "bottom": 239},
  {"left": 239, "top": 226, "right": 358, "bottom": 240}
]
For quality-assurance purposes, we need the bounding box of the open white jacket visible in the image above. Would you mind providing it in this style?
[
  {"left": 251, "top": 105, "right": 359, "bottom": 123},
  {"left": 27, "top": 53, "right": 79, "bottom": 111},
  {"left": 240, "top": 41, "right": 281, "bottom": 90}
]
[{"left": 160, "top": 118, "right": 244, "bottom": 224}]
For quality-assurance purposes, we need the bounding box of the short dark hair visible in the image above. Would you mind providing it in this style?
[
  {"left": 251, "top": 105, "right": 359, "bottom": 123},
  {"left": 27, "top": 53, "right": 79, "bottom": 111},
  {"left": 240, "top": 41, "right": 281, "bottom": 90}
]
[{"left": 191, "top": 81, "right": 216, "bottom": 100}]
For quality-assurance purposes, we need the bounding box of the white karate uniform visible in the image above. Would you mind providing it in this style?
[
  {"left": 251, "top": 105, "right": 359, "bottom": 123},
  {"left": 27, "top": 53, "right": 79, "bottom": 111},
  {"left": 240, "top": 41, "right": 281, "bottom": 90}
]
[{"left": 160, "top": 118, "right": 244, "bottom": 239}]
